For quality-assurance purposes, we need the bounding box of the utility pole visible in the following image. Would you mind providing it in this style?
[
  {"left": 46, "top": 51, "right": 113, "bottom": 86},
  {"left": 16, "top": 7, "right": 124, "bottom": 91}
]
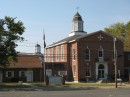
[{"left": 114, "top": 37, "right": 117, "bottom": 88}]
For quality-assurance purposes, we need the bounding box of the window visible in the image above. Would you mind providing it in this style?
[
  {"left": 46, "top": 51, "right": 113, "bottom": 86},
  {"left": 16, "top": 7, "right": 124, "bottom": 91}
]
[
  {"left": 56, "top": 46, "right": 59, "bottom": 61},
  {"left": 19, "top": 71, "right": 26, "bottom": 77},
  {"left": 72, "top": 49, "right": 76, "bottom": 60},
  {"left": 98, "top": 48, "right": 103, "bottom": 57},
  {"left": 85, "top": 64, "right": 91, "bottom": 77},
  {"left": 73, "top": 65, "right": 76, "bottom": 77},
  {"left": 6, "top": 71, "right": 14, "bottom": 78},
  {"left": 52, "top": 48, "right": 54, "bottom": 62},
  {"left": 85, "top": 48, "right": 90, "bottom": 61},
  {"left": 98, "top": 47, "right": 104, "bottom": 62},
  {"left": 98, "top": 64, "right": 105, "bottom": 78},
  {"left": 48, "top": 49, "right": 50, "bottom": 62},
  {"left": 61, "top": 45, "right": 64, "bottom": 61},
  {"left": 58, "top": 71, "right": 67, "bottom": 76},
  {"left": 128, "top": 54, "right": 130, "bottom": 60}
]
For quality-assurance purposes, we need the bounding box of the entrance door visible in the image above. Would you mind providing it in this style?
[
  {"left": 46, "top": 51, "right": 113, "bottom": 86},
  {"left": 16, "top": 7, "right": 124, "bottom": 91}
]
[
  {"left": 26, "top": 70, "right": 33, "bottom": 82},
  {"left": 96, "top": 63, "right": 108, "bottom": 80},
  {"left": 98, "top": 64, "right": 105, "bottom": 79}
]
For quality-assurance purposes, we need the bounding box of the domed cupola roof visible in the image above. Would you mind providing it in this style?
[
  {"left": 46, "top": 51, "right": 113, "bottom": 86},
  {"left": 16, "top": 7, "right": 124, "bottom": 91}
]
[{"left": 73, "top": 12, "right": 83, "bottom": 21}]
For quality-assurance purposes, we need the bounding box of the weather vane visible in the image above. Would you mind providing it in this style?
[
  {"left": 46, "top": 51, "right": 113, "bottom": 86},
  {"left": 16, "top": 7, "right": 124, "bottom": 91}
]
[{"left": 76, "top": 7, "right": 80, "bottom": 12}]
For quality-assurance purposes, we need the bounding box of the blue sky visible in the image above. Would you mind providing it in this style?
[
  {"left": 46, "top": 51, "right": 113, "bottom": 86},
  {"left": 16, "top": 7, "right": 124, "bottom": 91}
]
[{"left": 1, "top": 0, "right": 130, "bottom": 53}]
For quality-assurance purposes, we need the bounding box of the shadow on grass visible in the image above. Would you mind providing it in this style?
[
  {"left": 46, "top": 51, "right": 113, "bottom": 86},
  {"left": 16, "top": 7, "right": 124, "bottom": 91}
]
[
  {"left": 31, "top": 83, "right": 99, "bottom": 91},
  {"left": 0, "top": 83, "right": 99, "bottom": 91}
]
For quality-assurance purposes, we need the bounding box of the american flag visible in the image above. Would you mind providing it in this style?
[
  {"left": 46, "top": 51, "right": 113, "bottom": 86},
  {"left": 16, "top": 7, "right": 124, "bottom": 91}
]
[{"left": 43, "top": 30, "right": 46, "bottom": 48}]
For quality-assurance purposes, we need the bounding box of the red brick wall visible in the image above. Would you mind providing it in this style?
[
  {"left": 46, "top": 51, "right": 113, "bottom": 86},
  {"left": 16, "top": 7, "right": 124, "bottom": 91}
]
[{"left": 77, "top": 32, "right": 124, "bottom": 81}]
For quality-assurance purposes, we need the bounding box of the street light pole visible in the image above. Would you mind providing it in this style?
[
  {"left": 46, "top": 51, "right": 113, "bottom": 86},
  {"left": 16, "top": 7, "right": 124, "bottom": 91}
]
[
  {"left": 43, "top": 48, "right": 46, "bottom": 83},
  {"left": 114, "top": 37, "right": 117, "bottom": 88}
]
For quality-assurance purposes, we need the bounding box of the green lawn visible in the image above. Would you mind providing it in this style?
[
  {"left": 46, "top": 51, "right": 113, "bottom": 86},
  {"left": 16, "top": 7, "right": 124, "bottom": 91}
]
[
  {"left": 0, "top": 82, "right": 125, "bottom": 89},
  {"left": 0, "top": 83, "right": 31, "bottom": 88}
]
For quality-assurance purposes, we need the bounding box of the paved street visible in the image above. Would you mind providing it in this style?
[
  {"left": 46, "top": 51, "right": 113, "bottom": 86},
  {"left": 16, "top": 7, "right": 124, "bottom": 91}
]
[{"left": 0, "top": 88, "right": 130, "bottom": 97}]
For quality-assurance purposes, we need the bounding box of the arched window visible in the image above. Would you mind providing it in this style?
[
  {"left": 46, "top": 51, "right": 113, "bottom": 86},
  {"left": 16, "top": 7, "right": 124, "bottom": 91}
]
[
  {"left": 56, "top": 46, "right": 59, "bottom": 61},
  {"left": 98, "top": 47, "right": 103, "bottom": 57},
  {"left": 98, "top": 64, "right": 104, "bottom": 69},
  {"left": 72, "top": 49, "right": 76, "bottom": 60},
  {"left": 85, "top": 48, "right": 90, "bottom": 61},
  {"left": 61, "top": 45, "right": 64, "bottom": 61},
  {"left": 85, "top": 63, "right": 91, "bottom": 77},
  {"left": 98, "top": 64, "right": 105, "bottom": 78}
]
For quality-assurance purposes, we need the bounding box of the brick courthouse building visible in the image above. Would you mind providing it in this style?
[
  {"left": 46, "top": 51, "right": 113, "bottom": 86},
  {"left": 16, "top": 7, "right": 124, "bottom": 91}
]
[{"left": 45, "top": 12, "right": 124, "bottom": 82}]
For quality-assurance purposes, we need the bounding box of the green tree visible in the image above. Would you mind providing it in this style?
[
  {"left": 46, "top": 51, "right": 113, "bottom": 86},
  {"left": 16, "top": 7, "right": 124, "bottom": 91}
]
[
  {"left": 124, "top": 21, "right": 130, "bottom": 50},
  {"left": 0, "top": 16, "right": 25, "bottom": 68},
  {"left": 104, "top": 21, "right": 130, "bottom": 50}
]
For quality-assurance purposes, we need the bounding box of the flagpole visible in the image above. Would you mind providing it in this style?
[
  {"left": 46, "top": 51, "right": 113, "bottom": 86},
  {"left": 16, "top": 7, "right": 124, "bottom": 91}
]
[
  {"left": 43, "top": 30, "right": 46, "bottom": 83},
  {"left": 44, "top": 45, "right": 46, "bottom": 83}
]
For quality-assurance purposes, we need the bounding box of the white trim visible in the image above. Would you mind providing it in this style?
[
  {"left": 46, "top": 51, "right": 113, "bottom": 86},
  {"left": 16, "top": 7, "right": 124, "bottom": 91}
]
[
  {"left": 72, "top": 48, "right": 76, "bottom": 61},
  {"left": 56, "top": 46, "right": 59, "bottom": 61},
  {"left": 47, "top": 49, "right": 50, "bottom": 62},
  {"left": 69, "top": 39, "right": 76, "bottom": 43},
  {"left": 46, "top": 41, "right": 66, "bottom": 48},
  {"left": 26, "top": 70, "right": 33, "bottom": 82},
  {"left": 58, "top": 71, "right": 67, "bottom": 76},
  {"left": 73, "top": 80, "right": 79, "bottom": 83},
  {"left": 46, "top": 69, "right": 52, "bottom": 77},
  {"left": 98, "top": 47, "right": 104, "bottom": 62},
  {"left": 96, "top": 62, "right": 108, "bottom": 80},
  {"left": 73, "top": 64, "right": 76, "bottom": 77},
  {"left": 85, "top": 64, "right": 91, "bottom": 77},
  {"left": 69, "top": 31, "right": 86, "bottom": 37},
  {"left": 61, "top": 45, "right": 64, "bottom": 61},
  {"left": 19, "top": 71, "right": 26, "bottom": 77},
  {"left": 6, "top": 71, "right": 14, "bottom": 78},
  {"left": 85, "top": 48, "right": 90, "bottom": 61},
  {"left": 52, "top": 48, "right": 54, "bottom": 62}
]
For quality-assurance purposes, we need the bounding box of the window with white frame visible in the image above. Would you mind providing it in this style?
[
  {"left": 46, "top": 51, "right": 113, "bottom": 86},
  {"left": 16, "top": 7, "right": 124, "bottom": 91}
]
[
  {"left": 58, "top": 71, "right": 67, "bottom": 76},
  {"left": 85, "top": 48, "right": 90, "bottom": 61},
  {"left": 52, "top": 48, "right": 54, "bottom": 62},
  {"left": 6, "top": 71, "right": 14, "bottom": 78},
  {"left": 85, "top": 64, "right": 91, "bottom": 77},
  {"left": 73, "top": 65, "right": 76, "bottom": 77},
  {"left": 98, "top": 47, "right": 104, "bottom": 57},
  {"left": 56, "top": 46, "right": 59, "bottom": 61},
  {"left": 48, "top": 49, "right": 50, "bottom": 62},
  {"left": 19, "top": 71, "right": 26, "bottom": 77},
  {"left": 61, "top": 45, "right": 64, "bottom": 61},
  {"left": 72, "top": 49, "right": 76, "bottom": 61}
]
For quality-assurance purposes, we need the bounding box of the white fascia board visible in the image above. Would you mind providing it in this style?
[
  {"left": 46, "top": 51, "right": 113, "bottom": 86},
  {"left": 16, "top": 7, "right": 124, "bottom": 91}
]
[
  {"left": 46, "top": 41, "right": 66, "bottom": 48},
  {"left": 69, "top": 39, "right": 76, "bottom": 43}
]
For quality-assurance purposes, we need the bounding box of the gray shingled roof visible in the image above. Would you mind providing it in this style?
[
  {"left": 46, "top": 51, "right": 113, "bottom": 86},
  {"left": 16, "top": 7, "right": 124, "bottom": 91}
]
[
  {"left": 47, "top": 35, "right": 81, "bottom": 47},
  {"left": 46, "top": 30, "right": 122, "bottom": 48},
  {"left": 72, "top": 12, "right": 83, "bottom": 21}
]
